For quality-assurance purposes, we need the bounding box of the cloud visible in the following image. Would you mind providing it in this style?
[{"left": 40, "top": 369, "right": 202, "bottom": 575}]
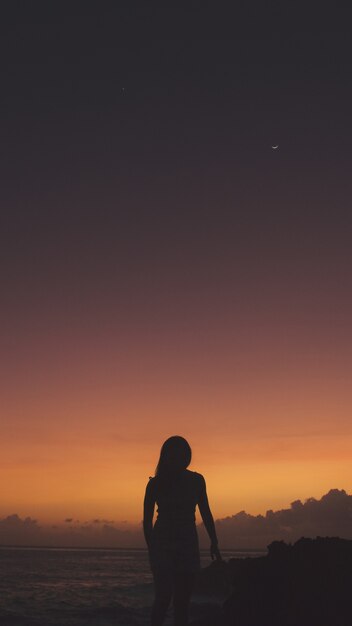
[
  {"left": 1, "top": 489, "right": 352, "bottom": 549},
  {"left": 201, "top": 488, "right": 352, "bottom": 549},
  {"left": 0, "top": 514, "right": 42, "bottom": 544},
  {"left": 0, "top": 513, "right": 144, "bottom": 548}
]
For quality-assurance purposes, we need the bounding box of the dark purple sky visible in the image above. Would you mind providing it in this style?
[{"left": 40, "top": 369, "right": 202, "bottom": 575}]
[{"left": 1, "top": 5, "right": 352, "bottom": 523}]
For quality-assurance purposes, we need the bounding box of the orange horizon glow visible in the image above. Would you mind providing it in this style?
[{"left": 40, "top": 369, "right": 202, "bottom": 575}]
[
  {"left": 2, "top": 328, "right": 352, "bottom": 525},
  {"left": 2, "top": 202, "right": 352, "bottom": 529}
]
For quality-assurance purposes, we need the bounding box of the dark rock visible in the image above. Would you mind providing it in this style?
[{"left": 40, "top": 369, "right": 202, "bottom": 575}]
[
  {"left": 194, "top": 560, "right": 232, "bottom": 597},
  {"left": 192, "top": 537, "right": 352, "bottom": 626}
]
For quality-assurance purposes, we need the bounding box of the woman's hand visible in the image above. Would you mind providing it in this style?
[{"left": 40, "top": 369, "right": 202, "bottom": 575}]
[{"left": 210, "top": 542, "right": 222, "bottom": 561}]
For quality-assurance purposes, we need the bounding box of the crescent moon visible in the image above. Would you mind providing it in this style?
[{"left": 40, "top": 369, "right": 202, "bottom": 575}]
[{"left": 271, "top": 145, "right": 279, "bottom": 149}]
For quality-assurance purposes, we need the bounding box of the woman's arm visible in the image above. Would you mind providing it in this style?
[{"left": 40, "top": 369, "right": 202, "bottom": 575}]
[
  {"left": 143, "top": 479, "right": 155, "bottom": 548},
  {"left": 197, "top": 474, "right": 222, "bottom": 560}
]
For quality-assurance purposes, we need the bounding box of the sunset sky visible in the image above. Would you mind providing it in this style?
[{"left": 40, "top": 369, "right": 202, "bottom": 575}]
[{"left": 1, "top": 6, "right": 351, "bottom": 532}]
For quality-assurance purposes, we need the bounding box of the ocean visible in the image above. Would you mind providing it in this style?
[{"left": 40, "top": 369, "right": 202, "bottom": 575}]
[{"left": 0, "top": 546, "right": 264, "bottom": 625}]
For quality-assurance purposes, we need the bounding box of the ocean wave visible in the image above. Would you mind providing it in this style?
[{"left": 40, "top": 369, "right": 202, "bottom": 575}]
[{"left": 0, "top": 603, "right": 151, "bottom": 626}]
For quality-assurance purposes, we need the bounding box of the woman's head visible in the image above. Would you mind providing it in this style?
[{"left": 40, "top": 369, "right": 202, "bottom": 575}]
[{"left": 155, "top": 436, "right": 192, "bottom": 476}]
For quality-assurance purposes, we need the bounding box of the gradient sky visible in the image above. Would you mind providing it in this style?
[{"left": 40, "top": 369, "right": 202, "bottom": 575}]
[{"left": 1, "top": 6, "right": 352, "bottom": 528}]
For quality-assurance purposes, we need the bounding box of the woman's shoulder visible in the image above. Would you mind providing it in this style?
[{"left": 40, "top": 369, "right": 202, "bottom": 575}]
[{"left": 186, "top": 470, "right": 205, "bottom": 484}]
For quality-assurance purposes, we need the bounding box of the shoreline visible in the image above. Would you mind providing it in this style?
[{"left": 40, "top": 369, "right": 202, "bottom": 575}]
[{"left": 0, "top": 544, "right": 266, "bottom": 553}]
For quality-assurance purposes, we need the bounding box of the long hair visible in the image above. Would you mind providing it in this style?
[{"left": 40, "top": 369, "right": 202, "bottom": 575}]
[{"left": 155, "top": 436, "right": 192, "bottom": 478}]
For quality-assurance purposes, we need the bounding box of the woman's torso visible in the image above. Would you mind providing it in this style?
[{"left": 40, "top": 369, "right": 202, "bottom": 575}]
[{"left": 151, "top": 469, "right": 201, "bottom": 528}]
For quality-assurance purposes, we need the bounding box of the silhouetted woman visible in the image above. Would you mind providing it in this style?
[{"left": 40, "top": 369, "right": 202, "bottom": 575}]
[{"left": 143, "top": 435, "right": 221, "bottom": 626}]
